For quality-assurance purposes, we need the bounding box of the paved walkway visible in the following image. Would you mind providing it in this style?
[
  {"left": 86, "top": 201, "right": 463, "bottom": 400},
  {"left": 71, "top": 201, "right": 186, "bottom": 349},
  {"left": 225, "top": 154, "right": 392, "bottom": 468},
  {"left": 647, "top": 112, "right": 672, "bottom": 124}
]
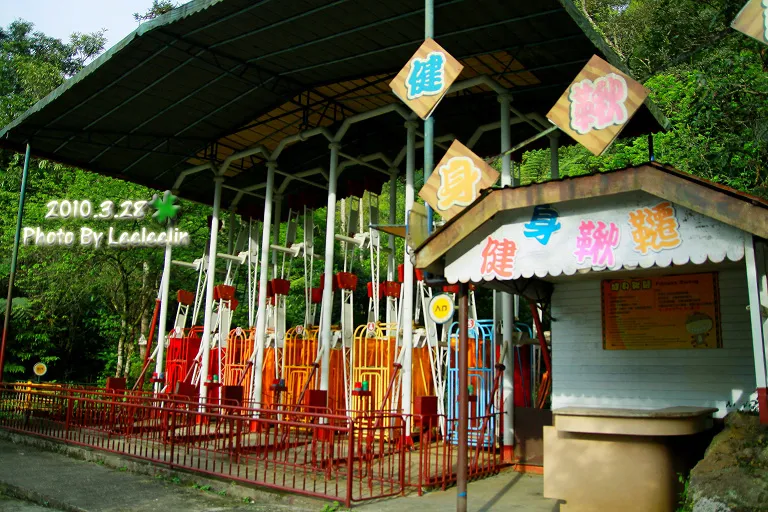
[
  {"left": 0, "top": 435, "right": 559, "bottom": 511},
  {"left": 358, "top": 472, "right": 559, "bottom": 511},
  {"left": 0, "top": 494, "right": 51, "bottom": 512}
]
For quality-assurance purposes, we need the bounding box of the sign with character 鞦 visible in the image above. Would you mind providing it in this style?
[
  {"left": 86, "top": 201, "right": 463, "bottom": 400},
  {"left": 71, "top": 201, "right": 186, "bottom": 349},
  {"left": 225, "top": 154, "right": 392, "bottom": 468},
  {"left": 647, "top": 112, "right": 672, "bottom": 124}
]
[
  {"left": 731, "top": 0, "right": 768, "bottom": 46},
  {"left": 546, "top": 55, "right": 649, "bottom": 156}
]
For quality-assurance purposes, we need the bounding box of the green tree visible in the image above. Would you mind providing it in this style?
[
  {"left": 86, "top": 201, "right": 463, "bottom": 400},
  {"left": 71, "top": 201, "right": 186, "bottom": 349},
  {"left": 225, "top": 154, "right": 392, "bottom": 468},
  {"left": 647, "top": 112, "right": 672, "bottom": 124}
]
[
  {"left": 519, "top": 0, "right": 768, "bottom": 198},
  {"left": 134, "top": 1, "right": 178, "bottom": 23}
]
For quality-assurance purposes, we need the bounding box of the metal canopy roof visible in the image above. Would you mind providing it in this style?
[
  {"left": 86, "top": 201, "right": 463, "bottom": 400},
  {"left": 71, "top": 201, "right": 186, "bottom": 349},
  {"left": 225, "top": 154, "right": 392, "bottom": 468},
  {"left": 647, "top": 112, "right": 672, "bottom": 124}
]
[{"left": 0, "top": 0, "right": 668, "bottom": 217}]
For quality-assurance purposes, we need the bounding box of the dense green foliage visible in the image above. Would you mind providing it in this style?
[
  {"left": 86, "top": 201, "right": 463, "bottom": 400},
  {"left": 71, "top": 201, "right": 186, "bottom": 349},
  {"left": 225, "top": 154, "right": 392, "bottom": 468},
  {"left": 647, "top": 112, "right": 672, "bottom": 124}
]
[
  {"left": 520, "top": 0, "right": 768, "bottom": 198},
  {"left": 0, "top": 20, "right": 212, "bottom": 382},
  {"left": 0, "top": 0, "right": 766, "bottom": 383}
]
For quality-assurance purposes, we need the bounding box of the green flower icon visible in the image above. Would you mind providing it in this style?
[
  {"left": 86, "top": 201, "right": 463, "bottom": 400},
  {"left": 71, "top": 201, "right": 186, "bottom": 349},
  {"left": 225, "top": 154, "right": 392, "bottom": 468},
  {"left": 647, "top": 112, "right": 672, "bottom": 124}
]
[{"left": 151, "top": 190, "right": 180, "bottom": 224}]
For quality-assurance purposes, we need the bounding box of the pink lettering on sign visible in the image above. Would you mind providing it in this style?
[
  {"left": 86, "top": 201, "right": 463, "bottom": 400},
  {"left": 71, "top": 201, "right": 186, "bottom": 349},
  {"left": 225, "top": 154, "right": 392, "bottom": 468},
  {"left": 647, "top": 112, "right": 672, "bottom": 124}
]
[
  {"left": 568, "top": 73, "right": 629, "bottom": 135},
  {"left": 480, "top": 236, "right": 517, "bottom": 279},
  {"left": 573, "top": 220, "right": 620, "bottom": 268}
]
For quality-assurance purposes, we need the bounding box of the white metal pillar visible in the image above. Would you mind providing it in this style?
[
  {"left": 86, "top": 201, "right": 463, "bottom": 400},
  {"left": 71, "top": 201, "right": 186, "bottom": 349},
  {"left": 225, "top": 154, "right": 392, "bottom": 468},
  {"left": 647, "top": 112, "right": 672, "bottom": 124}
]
[
  {"left": 499, "top": 94, "right": 516, "bottom": 455},
  {"left": 424, "top": 0, "right": 435, "bottom": 233},
  {"left": 550, "top": 131, "right": 560, "bottom": 180},
  {"left": 387, "top": 172, "right": 397, "bottom": 325},
  {"left": 227, "top": 210, "right": 236, "bottom": 254},
  {"left": 401, "top": 121, "right": 417, "bottom": 423},
  {"left": 320, "top": 142, "right": 340, "bottom": 393},
  {"left": 272, "top": 194, "right": 282, "bottom": 278},
  {"left": 199, "top": 176, "right": 223, "bottom": 401},
  {"left": 153, "top": 223, "right": 173, "bottom": 393},
  {"left": 252, "top": 162, "right": 276, "bottom": 406},
  {"left": 746, "top": 235, "right": 768, "bottom": 407}
]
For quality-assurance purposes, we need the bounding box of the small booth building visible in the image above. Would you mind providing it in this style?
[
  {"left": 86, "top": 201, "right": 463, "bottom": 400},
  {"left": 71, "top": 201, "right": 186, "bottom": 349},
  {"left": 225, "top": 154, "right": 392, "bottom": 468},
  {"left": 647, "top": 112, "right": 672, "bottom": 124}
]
[{"left": 414, "top": 162, "right": 768, "bottom": 512}]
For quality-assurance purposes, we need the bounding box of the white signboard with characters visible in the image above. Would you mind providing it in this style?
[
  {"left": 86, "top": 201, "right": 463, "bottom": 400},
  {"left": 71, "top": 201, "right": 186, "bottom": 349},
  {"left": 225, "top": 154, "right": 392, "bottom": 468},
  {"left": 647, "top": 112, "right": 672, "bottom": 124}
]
[{"left": 444, "top": 192, "right": 746, "bottom": 283}]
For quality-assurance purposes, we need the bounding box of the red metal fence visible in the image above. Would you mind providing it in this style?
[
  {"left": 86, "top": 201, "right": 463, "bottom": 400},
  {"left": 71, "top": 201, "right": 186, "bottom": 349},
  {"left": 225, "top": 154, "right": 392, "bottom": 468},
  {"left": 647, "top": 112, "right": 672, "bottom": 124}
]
[{"left": 0, "top": 383, "right": 501, "bottom": 506}]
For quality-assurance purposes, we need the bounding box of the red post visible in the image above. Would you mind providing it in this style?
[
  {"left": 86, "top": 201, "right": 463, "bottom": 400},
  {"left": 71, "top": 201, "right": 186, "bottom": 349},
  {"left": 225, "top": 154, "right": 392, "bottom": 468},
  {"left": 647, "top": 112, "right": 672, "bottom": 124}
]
[
  {"left": 528, "top": 302, "right": 552, "bottom": 374},
  {"left": 345, "top": 420, "right": 355, "bottom": 508},
  {"left": 135, "top": 298, "right": 161, "bottom": 390},
  {"left": 457, "top": 283, "right": 469, "bottom": 512},
  {"left": 65, "top": 392, "right": 73, "bottom": 438},
  {"left": 758, "top": 388, "right": 768, "bottom": 425}
]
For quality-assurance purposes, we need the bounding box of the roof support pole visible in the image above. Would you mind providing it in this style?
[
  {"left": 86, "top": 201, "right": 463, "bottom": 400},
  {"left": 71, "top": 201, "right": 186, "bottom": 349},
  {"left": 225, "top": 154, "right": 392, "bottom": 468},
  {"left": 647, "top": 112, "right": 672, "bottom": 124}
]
[
  {"left": 319, "top": 143, "right": 340, "bottom": 393},
  {"left": 457, "top": 282, "right": 469, "bottom": 512},
  {"left": 227, "top": 210, "right": 236, "bottom": 255},
  {"left": 0, "top": 143, "right": 31, "bottom": 382},
  {"left": 498, "top": 93, "right": 516, "bottom": 460},
  {"left": 424, "top": 119, "right": 435, "bottom": 233},
  {"left": 550, "top": 131, "right": 560, "bottom": 180},
  {"left": 252, "top": 162, "right": 276, "bottom": 407},
  {"left": 424, "top": 0, "right": 435, "bottom": 235},
  {"left": 153, "top": 223, "right": 174, "bottom": 393},
  {"left": 272, "top": 194, "right": 282, "bottom": 279},
  {"left": 199, "top": 176, "right": 223, "bottom": 404},
  {"left": 387, "top": 171, "right": 397, "bottom": 325},
  {"left": 401, "top": 121, "right": 418, "bottom": 431},
  {"left": 746, "top": 234, "right": 768, "bottom": 424}
]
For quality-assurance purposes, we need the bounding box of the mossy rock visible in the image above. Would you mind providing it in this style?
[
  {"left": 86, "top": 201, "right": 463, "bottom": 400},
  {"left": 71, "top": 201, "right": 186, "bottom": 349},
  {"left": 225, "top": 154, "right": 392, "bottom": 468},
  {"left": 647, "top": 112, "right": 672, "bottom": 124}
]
[{"left": 688, "top": 413, "right": 768, "bottom": 512}]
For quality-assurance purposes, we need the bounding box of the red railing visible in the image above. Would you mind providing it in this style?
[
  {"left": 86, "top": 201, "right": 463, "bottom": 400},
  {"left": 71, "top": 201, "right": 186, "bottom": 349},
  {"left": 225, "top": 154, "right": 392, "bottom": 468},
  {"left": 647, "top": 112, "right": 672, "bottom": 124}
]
[{"left": 0, "top": 383, "right": 502, "bottom": 505}]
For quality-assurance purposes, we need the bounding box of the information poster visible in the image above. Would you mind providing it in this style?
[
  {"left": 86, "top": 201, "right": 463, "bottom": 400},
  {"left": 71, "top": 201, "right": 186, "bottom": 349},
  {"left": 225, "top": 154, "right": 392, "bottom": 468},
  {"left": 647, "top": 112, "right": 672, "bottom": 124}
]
[{"left": 602, "top": 273, "right": 721, "bottom": 350}]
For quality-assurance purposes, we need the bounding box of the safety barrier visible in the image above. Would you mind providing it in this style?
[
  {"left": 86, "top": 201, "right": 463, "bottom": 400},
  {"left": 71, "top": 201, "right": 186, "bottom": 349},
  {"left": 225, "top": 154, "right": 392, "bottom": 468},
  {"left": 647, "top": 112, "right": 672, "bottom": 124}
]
[
  {"left": 221, "top": 327, "right": 255, "bottom": 399},
  {"left": 282, "top": 326, "right": 319, "bottom": 406},
  {"left": 166, "top": 326, "right": 203, "bottom": 392},
  {"left": 352, "top": 323, "right": 397, "bottom": 415},
  {"left": 0, "top": 383, "right": 502, "bottom": 505},
  {"left": 447, "top": 320, "right": 496, "bottom": 446}
]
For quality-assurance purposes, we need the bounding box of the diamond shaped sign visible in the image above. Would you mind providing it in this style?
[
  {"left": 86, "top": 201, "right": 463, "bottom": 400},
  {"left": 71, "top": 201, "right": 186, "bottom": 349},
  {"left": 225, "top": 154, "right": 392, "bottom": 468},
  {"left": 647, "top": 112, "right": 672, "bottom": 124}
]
[
  {"left": 390, "top": 38, "right": 463, "bottom": 120},
  {"left": 418, "top": 139, "right": 499, "bottom": 221},
  {"left": 546, "top": 55, "right": 649, "bottom": 156},
  {"left": 732, "top": 0, "right": 768, "bottom": 46}
]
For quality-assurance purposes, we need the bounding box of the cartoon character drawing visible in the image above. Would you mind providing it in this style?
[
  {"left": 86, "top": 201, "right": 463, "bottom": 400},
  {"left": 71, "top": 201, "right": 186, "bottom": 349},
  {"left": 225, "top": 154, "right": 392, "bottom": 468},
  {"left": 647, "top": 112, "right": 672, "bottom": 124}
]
[{"left": 686, "top": 312, "right": 713, "bottom": 347}]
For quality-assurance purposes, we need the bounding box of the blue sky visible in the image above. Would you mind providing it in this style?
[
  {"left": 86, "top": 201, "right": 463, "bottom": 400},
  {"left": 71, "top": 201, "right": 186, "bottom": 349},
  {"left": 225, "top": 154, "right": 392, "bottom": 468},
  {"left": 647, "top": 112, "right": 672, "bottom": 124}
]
[{"left": 1, "top": 1, "right": 160, "bottom": 49}]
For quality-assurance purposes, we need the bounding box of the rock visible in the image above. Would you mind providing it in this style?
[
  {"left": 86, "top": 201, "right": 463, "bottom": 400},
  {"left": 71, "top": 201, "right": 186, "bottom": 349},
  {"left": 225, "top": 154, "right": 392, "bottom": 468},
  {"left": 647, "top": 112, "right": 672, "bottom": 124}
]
[{"left": 688, "top": 412, "right": 768, "bottom": 512}]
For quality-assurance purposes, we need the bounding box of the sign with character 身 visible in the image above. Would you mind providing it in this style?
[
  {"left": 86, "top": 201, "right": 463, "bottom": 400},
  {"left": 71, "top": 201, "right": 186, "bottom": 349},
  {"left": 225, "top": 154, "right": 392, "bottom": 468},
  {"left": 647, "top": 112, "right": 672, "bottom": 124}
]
[
  {"left": 418, "top": 139, "right": 500, "bottom": 221},
  {"left": 547, "top": 55, "right": 649, "bottom": 156}
]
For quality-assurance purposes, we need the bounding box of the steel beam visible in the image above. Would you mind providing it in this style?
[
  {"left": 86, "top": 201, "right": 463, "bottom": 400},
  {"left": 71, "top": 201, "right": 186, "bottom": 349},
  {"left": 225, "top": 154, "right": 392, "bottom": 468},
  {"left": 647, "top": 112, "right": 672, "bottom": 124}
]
[
  {"left": 252, "top": 162, "right": 276, "bottom": 406},
  {"left": 319, "top": 143, "right": 340, "bottom": 392},
  {"left": 401, "top": 120, "right": 417, "bottom": 430},
  {"left": 498, "top": 93, "right": 516, "bottom": 457},
  {"left": 457, "top": 282, "right": 469, "bottom": 512},
  {"left": 0, "top": 144, "right": 31, "bottom": 382},
  {"left": 153, "top": 224, "right": 173, "bottom": 393},
  {"left": 199, "top": 176, "right": 223, "bottom": 402},
  {"left": 550, "top": 131, "right": 560, "bottom": 180}
]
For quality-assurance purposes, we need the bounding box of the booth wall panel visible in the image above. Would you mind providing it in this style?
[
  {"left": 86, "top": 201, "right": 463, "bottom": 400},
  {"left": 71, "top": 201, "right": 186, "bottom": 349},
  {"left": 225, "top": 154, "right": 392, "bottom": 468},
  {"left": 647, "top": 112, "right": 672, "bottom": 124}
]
[{"left": 551, "top": 267, "right": 755, "bottom": 417}]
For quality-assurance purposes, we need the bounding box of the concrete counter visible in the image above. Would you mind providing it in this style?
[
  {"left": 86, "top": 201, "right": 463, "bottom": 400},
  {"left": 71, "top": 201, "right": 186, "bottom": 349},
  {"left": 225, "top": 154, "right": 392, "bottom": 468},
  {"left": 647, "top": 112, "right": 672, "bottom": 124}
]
[
  {"left": 544, "top": 406, "right": 717, "bottom": 512},
  {"left": 553, "top": 406, "right": 717, "bottom": 436}
]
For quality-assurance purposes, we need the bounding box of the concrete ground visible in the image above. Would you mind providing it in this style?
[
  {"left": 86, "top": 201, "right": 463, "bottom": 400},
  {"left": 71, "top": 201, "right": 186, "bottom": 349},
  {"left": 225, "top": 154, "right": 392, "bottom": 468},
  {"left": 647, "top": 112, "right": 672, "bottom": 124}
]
[
  {"left": 0, "top": 494, "right": 53, "bottom": 512},
  {"left": 358, "top": 472, "right": 560, "bottom": 511},
  {"left": 0, "top": 434, "right": 559, "bottom": 511}
]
